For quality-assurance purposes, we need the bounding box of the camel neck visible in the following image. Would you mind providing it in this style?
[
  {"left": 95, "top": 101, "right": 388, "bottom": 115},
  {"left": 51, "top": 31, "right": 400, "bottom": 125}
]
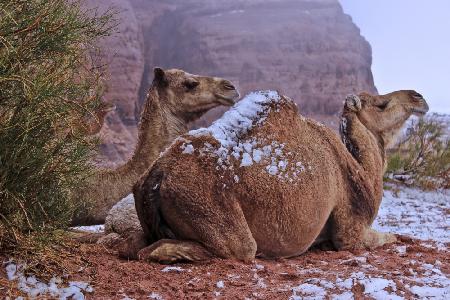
[
  {"left": 340, "top": 113, "right": 385, "bottom": 221},
  {"left": 127, "top": 87, "right": 187, "bottom": 175},
  {"left": 80, "top": 88, "right": 187, "bottom": 224}
]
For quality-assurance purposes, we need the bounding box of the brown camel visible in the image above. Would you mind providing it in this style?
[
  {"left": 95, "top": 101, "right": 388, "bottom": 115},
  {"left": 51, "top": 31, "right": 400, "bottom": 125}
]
[
  {"left": 133, "top": 89, "right": 428, "bottom": 263},
  {"left": 72, "top": 68, "right": 239, "bottom": 225}
]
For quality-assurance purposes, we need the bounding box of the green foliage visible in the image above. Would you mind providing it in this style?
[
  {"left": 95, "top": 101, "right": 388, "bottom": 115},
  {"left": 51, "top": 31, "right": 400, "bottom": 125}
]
[
  {"left": 0, "top": 0, "right": 115, "bottom": 246},
  {"left": 386, "top": 114, "right": 450, "bottom": 190}
]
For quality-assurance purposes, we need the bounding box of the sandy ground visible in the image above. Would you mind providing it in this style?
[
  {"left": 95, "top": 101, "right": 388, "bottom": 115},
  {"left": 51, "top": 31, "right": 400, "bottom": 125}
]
[
  {"left": 71, "top": 238, "right": 449, "bottom": 299},
  {"left": 1, "top": 186, "right": 449, "bottom": 299}
]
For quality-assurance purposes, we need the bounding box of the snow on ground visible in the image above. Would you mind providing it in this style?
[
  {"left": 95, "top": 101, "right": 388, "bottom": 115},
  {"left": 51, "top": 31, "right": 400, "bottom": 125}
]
[
  {"left": 3, "top": 261, "right": 93, "bottom": 299},
  {"left": 161, "top": 266, "right": 185, "bottom": 273},
  {"left": 288, "top": 257, "right": 450, "bottom": 300},
  {"left": 374, "top": 186, "right": 450, "bottom": 245},
  {"left": 70, "top": 224, "right": 105, "bottom": 233},
  {"left": 4, "top": 186, "right": 449, "bottom": 299},
  {"left": 285, "top": 186, "right": 450, "bottom": 300},
  {"left": 289, "top": 267, "right": 449, "bottom": 299}
]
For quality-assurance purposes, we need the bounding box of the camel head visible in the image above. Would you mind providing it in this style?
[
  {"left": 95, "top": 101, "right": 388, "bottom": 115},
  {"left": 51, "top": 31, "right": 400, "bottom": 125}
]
[
  {"left": 342, "top": 90, "right": 429, "bottom": 148},
  {"left": 152, "top": 67, "right": 240, "bottom": 122}
]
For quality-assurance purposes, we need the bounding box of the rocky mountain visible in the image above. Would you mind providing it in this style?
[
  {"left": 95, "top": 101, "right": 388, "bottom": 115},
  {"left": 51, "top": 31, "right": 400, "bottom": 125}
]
[{"left": 89, "top": 0, "right": 377, "bottom": 164}]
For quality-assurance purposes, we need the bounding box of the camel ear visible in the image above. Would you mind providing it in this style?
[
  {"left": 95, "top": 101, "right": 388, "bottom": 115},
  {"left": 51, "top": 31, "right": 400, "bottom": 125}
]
[
  {"left": 153, "top": 67, "right": 168, "bottom": 87},
  {"left": 344, "top": 94, "right": 362, "bottom": 112}
]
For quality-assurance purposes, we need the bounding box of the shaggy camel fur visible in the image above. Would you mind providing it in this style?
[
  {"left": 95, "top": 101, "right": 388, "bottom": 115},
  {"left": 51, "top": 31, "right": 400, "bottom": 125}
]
[
  {"left": 72, "top": 68, "right": 239, "bottom": 225},
  {"left": 133, "top": 90, "right": 428, "bottom": 263}
]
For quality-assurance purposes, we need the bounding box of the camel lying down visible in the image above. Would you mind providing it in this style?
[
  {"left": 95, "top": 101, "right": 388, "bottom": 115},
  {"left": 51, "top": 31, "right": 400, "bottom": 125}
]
[
  {"left": 72, "top": 67, "right": 239, "bottom": 225},
  {"left": 133, "top": 90, "right": 429, "bottom": 263}
]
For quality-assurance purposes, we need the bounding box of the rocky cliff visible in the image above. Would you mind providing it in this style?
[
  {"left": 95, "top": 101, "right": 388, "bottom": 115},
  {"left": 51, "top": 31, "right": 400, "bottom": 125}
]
[{"left": 89, "top": 0, "right": 377, "bottom": 164}]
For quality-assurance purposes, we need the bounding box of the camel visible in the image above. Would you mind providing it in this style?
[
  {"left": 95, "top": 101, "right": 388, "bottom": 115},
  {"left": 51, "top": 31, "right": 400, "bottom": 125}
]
[
  {"left": 133, "top": 89, "right": 429, "bottom": 263},
  {"left": 72, "top": 67, "right": 239, "bottom": 225}
]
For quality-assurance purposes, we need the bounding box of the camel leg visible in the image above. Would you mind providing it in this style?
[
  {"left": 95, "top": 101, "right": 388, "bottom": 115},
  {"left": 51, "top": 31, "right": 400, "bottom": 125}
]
[
  {"left": 165, "top": 192, "right": 257, "bottom": 262},
  {"left": 137, "top": 239, "right": 213, "bottom": 264},
  {"left": 330, "top": 206, "right": 396, "bottom": 250},
  {"left": 134, "top": 161, "right": 257, "bottom": 263},
  {"left": 361, "top": 227, "right": 397, "bottom": 249},
  {"left": 137, "top": 189, "right": 257, "bottom": 263}
]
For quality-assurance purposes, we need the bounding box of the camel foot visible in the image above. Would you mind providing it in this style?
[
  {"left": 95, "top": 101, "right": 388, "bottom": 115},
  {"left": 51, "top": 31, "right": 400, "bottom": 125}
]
[
  {"left": 137, "top": 239, "right": 213, "bottom": 264},
  {"left": 363, "top": 228, "right": 397, "bottom": 249}
]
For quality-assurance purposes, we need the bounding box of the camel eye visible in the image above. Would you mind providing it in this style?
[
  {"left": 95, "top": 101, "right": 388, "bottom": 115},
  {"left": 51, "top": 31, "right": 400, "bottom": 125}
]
[
  {"left": 412, "top": 92, "right": 423, "bottom": 100},
  {"left": 184, "top": 79, "right": 199, "bottom": 90},
  {"left": 375, "top": 102, "right": 389, "bottom": 110}
]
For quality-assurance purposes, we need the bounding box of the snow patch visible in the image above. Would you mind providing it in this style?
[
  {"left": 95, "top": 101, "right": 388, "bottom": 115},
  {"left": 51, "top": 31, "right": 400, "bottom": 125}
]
[
  {"left": 409, "top": 285, "right": 449, "bottom": 298},
  {"left": 4, "top": 262, "right": 93, "bottom": 299},
  {"left": 336, "top": 278, "right": 353, "bottom": 290},
  {"left": 70, "top": 224, "right": 105, "bottom": 233},
  {"left": 148, "top": 292, "right": 164, "bottom": 300},
  {"left": 161, "top": 266, "right": 184, "bottom": 273},
  {"left": 359, "top": 277, "right": 401, "bottom": 299},
  {"left": 216, "top": 280, "right": 225, "bottom": 288},
  {"left": 331, "top": 291, "right": 354, "bottom": 300},
  {"left": 291, "top": 283, "right": 326, "bottom": 300},
  {"left": 181, "top": 142, "right": 194, "bottom": 154},
  {"left": 374, "top": 187, "right": 450, "bottom": 244},
  {"left": 190, "top": 90, "right": 280, "bottom": 144},
  {"left": 240, "top": 152, "right": 253, "bottom": 167},
  {"left": 255, "top": 277, "right": 267, "bottom": 289},
  {"left": 395, "top": 245, "right": 407, "bottom": 255}
]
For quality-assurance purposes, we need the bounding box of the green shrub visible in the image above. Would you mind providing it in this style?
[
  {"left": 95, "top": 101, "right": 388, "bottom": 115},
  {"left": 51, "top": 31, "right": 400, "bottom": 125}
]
[
  {"left": 385, "top": 114, "right": 449, "bottom": 190},
  {"left": 0, "top": 0, "right": 114, "bottom": 247}
]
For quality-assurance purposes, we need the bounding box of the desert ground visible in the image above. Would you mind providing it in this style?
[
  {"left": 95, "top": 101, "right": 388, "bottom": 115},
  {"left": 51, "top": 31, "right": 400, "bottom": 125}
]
[{"left": 1, "top": 185, "right": 449, "bottom": 299}]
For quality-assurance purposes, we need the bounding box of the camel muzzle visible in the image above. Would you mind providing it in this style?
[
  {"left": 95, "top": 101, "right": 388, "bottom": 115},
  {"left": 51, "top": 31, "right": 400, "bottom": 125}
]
[{"left": 412, "top": 99, "right": 429, "bottom": 116}]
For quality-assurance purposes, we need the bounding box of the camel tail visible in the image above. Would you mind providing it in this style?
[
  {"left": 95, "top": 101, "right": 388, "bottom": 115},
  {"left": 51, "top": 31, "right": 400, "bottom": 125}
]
[{"left": 133, "top": 163, "right": 175, "bottom": 243}]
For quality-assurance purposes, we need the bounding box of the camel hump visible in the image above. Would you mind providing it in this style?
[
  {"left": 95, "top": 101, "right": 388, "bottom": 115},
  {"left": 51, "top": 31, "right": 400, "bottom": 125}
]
[
  {"left": 188, "top": 90, "right": 296, "bottom": 147},
  {"left": 133, "top": 162, "right": 175, "bottom": 243}
]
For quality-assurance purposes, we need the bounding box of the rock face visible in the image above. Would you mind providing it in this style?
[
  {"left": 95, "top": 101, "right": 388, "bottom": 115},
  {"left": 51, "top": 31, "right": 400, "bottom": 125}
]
[
  {"left": 86, "top": 0, "right": 145, "bottom": 164},
  {"left": 90, "top": 0, "right": 377, "bottom": 164}
]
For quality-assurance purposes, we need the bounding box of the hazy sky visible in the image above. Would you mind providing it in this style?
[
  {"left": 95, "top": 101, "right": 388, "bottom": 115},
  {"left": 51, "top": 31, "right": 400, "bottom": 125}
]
[{"left": 339, "top": 0, "right": 450, "bottom": 113}]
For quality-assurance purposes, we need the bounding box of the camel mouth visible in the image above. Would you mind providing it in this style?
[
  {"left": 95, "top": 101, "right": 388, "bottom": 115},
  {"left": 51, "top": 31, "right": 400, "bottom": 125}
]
[
  {"left": 215, "top": 93, "right": 239, "bottom": 106},
  {"left": 412, "top": 107, "right": 428, "bottom": 116}
]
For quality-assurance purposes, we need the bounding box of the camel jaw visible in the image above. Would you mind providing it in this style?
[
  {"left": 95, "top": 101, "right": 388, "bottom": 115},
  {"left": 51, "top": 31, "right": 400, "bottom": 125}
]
[
  {"left": 214, "top": 93, "right": 238, "bottom": 106},
  {"left": 412, "top": 107, "right": 428, "bottom": 116}
]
